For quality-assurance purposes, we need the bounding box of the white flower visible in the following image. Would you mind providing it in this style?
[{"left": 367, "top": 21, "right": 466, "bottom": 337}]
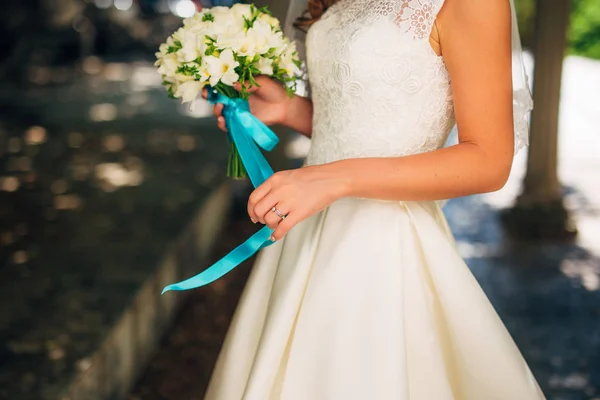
[
  {"left": 175, "top": 80, "right": 205, "bottom": 103},
  {"left": 179, "top": 31, "right": 202, "bottom": 62},
  {"left": 280, "top": 45, "right": 301, "bottom": 77},
  {"left": 230, "top": 3, "right": 253, "bottom": 20},
  {"left": 216, "top": 30, "right": 256, "bottom": 57},
  {"left": 258, "top": 12, "right": 280, "bottom": 29},
  {"left": 171, "top": 27, "right": 186, "bottom": 43},
  {"left": 157, "top": 4, "right": 302, "bottom": 104},
  {"left": 256, "top": 57, "right": 273, "bottom": 75},
  {"left": 183, "top": 13, "right": 208, "bottom": 29},
  {"left": 210, "top": 6, "right": 245, "bottom": 35},
  {"left": 157, "top": 43, "right": 169, "bottom": 55},
  {"left": 205, "top": 49, "right": 240, "bottom": 87},
  {"left": 266, "top": 31, "right": 288, "bottom": 57},
  {"left": 185, "top": 17, "right": 209, "bottom": 35},
  {"left": 248, "top": 19, "right": 288, "bottom": 56},
  {"left": 246, "top": 18, "right": 276, "bottom": 55},
  {"left": 156, "top": 53, "right": 179, "bottom": 78}
]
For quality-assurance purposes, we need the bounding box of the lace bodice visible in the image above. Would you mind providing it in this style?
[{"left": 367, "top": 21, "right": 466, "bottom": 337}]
[{"left": 304, "top": 0, "right": 455, "bottom": 166}]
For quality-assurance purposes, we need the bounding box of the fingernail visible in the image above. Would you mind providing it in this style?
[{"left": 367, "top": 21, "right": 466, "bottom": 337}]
[
  {"left": 270, "top": 235, "right": 276, "bottom": 242},
  {"left": 250, "top": 218, "right": 257, "bottom": 224}
]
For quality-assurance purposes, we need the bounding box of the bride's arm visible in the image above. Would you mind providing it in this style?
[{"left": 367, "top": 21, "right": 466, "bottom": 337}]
[
  {"left": 283, "top": 94, "right": 314, "bottom": 137},
  {"left": 320, "top": 0, "right": 514, "bottom": 201},
  {"left": 247, "top": 0, "right": 514, "bottom": 239}
]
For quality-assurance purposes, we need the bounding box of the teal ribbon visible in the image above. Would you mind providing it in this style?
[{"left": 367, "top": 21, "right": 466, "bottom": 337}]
[{"left": 161, "top": 88, "right": 278, "bottom": 294}]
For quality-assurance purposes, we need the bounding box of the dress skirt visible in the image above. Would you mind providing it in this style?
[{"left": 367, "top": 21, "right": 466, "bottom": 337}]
[{"left": 204, "top": 197, "right": 545, "bottom": 400}]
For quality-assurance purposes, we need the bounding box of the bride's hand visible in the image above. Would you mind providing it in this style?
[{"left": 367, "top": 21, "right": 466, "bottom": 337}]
[
  {"left": 247, "top": 165, "right": 348, "bottom": 241},
  {"left": 201, "top": 76, "right": 292, "bottom": 132}
]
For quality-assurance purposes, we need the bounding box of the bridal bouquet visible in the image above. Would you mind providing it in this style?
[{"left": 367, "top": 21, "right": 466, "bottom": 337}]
[{"left": 155, "top": 3, "right": 303, "bottom": 179}]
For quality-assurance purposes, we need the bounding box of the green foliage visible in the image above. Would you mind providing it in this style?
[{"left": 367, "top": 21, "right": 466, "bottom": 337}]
[
  {"left": 167, "top": 40, "right": 182, "bottom": 54},
  {"left": 513, "top": 0, "right": 536, "bottom": 48},
  {"left": 514, "top": 0, "right": 600, "bottom": 60},
  {"left": 570, "top": 0, "right": 600, "bottom": 59},
  {"left": 176, "top": 64, "right": 198, "bottom": 76}
]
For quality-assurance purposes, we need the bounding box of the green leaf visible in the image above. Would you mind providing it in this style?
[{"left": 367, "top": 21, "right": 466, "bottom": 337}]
[
  {"left": 167, "top": 47, "right": 177, "bottom": 54},
  {"left": 176, "top": 64, "right": 199, "bottom": 76},
  {"left": 166, "top": 85, "right": 176, "bottom": 99},
  {"left": 202, "top": 13, "right": 214, "bottom": 22},
  {"left": 243, "top": 16, "right": 253, "bottom": 30},
  {"left": 258, "top": 5, "right": 271, "bottom": 16},
  {"left": 167, "top": 40, "right": 183, "bottom": 54}
]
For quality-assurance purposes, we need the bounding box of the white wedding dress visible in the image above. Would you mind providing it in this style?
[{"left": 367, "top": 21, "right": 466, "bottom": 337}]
[{"left": 204, "top": 0, "right": 545, "bottom": 398}]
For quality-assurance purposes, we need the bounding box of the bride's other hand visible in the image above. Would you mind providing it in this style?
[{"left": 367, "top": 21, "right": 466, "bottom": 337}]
[
  {"left": 247, "top": 165, "right": 347, "bottom": 241},
  {"left": 201, "top": 76, "right": 292, "bottom": 132}
]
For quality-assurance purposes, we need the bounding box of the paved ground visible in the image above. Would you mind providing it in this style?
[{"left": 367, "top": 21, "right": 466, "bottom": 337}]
[
  {"left": 130, "top": 187, "right": 600, "bottom": 400},
  {"left": 129, "top": 200, "right": 257, "bottom": 400},
  {"left": 0, "top": 62, "right": 232, "bottom": 399}
]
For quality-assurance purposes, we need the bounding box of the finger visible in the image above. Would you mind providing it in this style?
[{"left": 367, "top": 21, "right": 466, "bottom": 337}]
[
  {"left": 263, "top": 203, "right": 291, "bottom": 229},
  {"left": 213, "top": 103, "right": 223, "bottom": 118},
  {"left": 217, "top": 116, "right": 228, "bottom": 132},
  {"left": 254, "top": 191, "right": 280, "bottom": 225},
  {"left": 247, "top": 182, "right": 272, "bottom": 223},
  {"left": 201, "top": 88, "right": 208, "bottom": 99},
  {"left": 233, "top": 80, "right": 260, "bottom": 93},
  {"left": 271, "top": 214, "right": 296, "bottom": 242}
]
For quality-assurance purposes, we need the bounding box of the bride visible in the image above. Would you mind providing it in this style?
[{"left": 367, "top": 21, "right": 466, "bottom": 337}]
[{"left": 201, "top": 0, "right": 545, "bottom": 398}]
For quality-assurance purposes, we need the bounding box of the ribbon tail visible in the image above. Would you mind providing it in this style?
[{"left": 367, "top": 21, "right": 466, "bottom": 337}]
[
  {"left": 161, "top": 89, "right": 280, "bottom": 294},
  {"left": 161, "top": 225, "right": 275, "bottom": 294}
]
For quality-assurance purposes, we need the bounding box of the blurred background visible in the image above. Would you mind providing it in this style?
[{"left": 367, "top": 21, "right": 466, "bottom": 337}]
[{"left": 0, "top": 0, "right": 598, "bottom": 399}]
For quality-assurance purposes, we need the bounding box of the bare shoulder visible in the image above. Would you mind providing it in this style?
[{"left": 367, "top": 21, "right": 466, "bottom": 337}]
[
  {"left": 436, "top": 0, "right": 511, "bottom": 40},
  {"left": 435, "top": 0, "right": 512, "bottom": 74},
  {"left": 435, "top": 0, "right": 515, "bottom": 160}
]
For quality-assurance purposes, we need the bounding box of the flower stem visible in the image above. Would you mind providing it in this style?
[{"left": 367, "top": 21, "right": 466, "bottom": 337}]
[
  {"left": 227, "top": 141, "right": 247, "bottom": 180},
  {"left": 214, "top": 83, "right": 249, "bottom": 180}
]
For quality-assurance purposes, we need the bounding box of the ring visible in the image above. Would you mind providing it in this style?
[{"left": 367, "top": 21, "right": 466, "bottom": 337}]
[{"left": 271, "top": 206, "right": 286, "bottom": 220}]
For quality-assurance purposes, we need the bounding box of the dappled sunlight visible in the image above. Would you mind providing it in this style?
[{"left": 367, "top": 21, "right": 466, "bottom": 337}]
[
  {"left": 95, "top": 162, "right": 144, "bottom": 191},
  {"left": 89, "top": 103, "right": 118, "bottom": 121},
  {"left": 560, "top": 258, "right": 600, "bottom": 291}
]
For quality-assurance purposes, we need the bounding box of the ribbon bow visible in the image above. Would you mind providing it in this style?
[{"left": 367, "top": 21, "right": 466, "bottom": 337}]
[{"left": 161, "top": 88, "right": 279, "bottom": 294}]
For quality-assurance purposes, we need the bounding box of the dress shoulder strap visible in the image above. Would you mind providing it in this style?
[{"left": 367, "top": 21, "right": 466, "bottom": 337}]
[{"left": 385, "top": 0, "right": 446, "bottom": 40}]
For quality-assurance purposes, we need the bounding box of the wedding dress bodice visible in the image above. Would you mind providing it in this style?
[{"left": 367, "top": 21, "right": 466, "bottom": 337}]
[{"left": 304, "top": 0, "right": 456, "bottom": 166}]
